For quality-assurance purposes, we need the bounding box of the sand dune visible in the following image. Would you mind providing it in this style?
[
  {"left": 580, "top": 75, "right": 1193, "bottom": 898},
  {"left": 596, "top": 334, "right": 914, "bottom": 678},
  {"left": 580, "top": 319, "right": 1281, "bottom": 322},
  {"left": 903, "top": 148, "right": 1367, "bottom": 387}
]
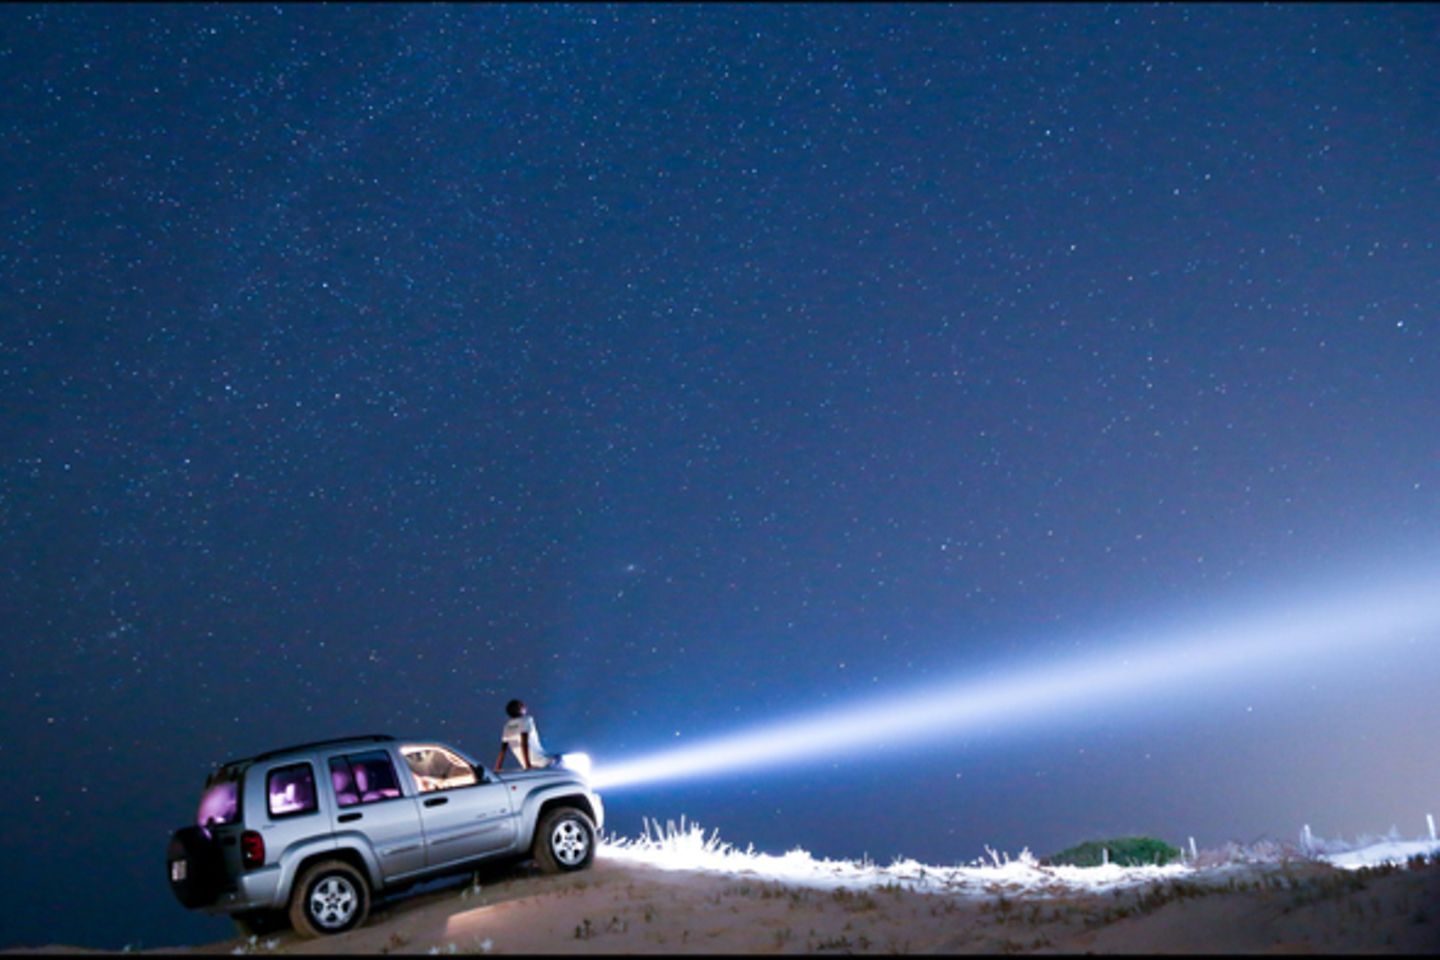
[
  {"left": 165, "top": 851, "right": 1435, "bottom": 955},
  {"left": 9, "top": 831, "right": 1439, "bottom": 955}
]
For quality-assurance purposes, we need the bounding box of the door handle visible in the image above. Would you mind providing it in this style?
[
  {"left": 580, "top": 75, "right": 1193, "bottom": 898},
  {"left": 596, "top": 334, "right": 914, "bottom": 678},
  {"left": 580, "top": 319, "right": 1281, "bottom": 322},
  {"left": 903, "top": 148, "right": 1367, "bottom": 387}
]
[
  {"left": 338, "top": 812, "right": 362, "bottom": 823},
  {"left": 424, "top": 796, "right": 449, "bottom": 808}
]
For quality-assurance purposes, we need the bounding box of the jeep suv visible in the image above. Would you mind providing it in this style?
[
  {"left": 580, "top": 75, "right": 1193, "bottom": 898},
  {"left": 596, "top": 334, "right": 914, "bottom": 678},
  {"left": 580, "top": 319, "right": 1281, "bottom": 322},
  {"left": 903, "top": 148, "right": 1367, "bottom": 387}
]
[{"left": 166, "top": 734, "right": 603, "bottom": 937}]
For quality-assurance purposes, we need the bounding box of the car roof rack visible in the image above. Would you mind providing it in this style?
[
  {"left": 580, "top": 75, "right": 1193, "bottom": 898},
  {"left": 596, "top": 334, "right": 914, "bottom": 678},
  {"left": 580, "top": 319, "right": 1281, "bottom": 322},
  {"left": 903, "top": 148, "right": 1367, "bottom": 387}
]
[{"left": 245, "top": 734, "right": 395, "bottom": 764}]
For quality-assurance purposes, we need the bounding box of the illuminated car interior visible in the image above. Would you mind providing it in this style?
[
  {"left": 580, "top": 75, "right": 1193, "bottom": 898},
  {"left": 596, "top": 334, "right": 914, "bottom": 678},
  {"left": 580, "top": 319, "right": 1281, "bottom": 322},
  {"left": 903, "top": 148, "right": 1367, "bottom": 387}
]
[{"left": 401, "top": 744, "right": 479, "bottom": 792}]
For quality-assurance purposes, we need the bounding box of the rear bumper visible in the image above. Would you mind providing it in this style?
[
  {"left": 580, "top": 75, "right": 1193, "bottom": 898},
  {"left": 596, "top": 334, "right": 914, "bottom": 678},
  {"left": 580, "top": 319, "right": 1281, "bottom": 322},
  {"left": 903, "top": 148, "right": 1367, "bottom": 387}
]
[{"left": 201, "top": 866, "right": 284, "bottom": 914}]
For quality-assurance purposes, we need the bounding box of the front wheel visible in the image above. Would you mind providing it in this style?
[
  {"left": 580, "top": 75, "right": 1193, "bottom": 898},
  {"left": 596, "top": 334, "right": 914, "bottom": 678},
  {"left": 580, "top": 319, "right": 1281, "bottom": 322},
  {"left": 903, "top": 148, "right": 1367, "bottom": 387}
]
[
  {"left": 288, "top": 859, "right": 370, "bottom": 938},
  {"left": 532, "top": 807, "right": 596, "bottom": 874}
]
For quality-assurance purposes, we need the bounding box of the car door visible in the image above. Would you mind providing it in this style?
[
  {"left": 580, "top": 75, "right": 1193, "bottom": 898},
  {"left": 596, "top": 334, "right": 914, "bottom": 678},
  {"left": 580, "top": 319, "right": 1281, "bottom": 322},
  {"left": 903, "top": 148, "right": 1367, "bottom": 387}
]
[
  {"left": 399, "top": 743, "right": 517, "bottom": 868},
  {"left": 326, "top": 748, "right": 427, "bottom": 879}
]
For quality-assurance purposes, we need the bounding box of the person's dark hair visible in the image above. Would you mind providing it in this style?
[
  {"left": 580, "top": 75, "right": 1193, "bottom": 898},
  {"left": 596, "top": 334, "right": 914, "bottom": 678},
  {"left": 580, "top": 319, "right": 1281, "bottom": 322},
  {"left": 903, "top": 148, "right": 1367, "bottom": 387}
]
[{"left": 505, "top": 699, "right": 525, "bottom": 718}]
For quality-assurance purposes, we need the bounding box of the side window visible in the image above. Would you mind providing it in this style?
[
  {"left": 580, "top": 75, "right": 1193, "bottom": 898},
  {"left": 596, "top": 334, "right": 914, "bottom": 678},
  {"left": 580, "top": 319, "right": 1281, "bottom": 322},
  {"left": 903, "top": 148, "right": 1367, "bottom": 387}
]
[
  {"left": 401, "top": 745, "right": 479, "bottom": 793},
  {"left": 329, "top": 750, "right": 404, "bottom": 808},
  {"left": 267, "top": 763, "right": 318, "bottom": 819}
]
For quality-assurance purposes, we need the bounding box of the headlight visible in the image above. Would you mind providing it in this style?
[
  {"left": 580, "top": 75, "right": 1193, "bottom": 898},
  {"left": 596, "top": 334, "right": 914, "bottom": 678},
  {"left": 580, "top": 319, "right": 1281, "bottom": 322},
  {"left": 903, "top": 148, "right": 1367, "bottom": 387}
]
[{"left": 560, "top": 752, "right": 592, "bottom": 778}]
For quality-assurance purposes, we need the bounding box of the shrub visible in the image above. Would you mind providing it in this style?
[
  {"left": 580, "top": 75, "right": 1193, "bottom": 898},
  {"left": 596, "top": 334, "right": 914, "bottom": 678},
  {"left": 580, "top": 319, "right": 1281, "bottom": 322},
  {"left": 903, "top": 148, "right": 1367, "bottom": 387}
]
[{"left": 1048, "top": 837, "right": 1181, "bottom": 867}]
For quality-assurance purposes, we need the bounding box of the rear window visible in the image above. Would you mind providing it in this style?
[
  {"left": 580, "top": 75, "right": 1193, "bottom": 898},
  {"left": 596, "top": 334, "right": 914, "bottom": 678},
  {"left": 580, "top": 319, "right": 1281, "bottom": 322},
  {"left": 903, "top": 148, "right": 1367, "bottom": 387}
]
[{"left": 196, "top": 767, "right": 242, "bottom": 829}]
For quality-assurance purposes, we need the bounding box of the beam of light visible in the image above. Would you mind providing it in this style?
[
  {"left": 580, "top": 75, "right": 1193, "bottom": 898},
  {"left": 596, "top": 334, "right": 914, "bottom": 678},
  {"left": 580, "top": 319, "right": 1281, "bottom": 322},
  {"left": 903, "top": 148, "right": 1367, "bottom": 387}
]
[{"left": 590, "top": 574, "right": 1440, "bottom": 791}]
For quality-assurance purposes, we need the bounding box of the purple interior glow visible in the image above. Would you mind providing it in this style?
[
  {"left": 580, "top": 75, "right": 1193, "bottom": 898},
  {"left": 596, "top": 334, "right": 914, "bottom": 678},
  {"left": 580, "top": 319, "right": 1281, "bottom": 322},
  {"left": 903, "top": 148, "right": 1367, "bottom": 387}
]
[
  {"left": 196, "top": 781, "right": 238, "bottom": 828},
  {"left": 330, "top": 753, "right": 401, "bottom": 807},
  {"left": 331, "top": 764, "right": 360, "bottom": 808},
  {"left": 267, "top": 764, "right": 315, "bottom": 816},
  {"left": 354, "top": 758, "right": 401, "bottom": 801}
]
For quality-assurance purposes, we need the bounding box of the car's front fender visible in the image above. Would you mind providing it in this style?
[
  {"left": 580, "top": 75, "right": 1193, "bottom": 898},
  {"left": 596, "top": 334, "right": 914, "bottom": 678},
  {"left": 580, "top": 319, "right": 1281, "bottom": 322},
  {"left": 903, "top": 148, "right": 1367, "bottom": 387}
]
[{"left": 515, "top": 782, "right": 602, "bottom": 845}]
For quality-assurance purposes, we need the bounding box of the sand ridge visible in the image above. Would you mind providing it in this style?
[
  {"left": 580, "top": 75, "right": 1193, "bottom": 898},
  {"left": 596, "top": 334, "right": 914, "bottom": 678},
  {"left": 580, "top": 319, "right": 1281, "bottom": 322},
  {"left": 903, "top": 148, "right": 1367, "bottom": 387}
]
[{"left": 146, "top": 852, "right": 1440, "bottom": 954}]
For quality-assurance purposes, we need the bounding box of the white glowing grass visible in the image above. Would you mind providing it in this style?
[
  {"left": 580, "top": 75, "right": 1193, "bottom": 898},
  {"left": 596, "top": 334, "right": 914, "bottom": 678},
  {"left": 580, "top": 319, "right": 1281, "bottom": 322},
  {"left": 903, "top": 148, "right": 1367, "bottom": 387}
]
[
  {"left": 591, "top": 576, "right": 1440, "bottom": 791},
  {"left": 600, "top": 817, "right": 1190, "bottom": 899},
  {"left": 600, "top": 819, "right": 1440, "bottom": 898},
  {"left": 1298, "top": 818, "right": 1440, "bottom": 870},
  {"left": 1324, "top": 840, "right": 1440, "bottom": 870},
  {"left": 1317, "top": 826, "right": 1440, "bottom": 871}
]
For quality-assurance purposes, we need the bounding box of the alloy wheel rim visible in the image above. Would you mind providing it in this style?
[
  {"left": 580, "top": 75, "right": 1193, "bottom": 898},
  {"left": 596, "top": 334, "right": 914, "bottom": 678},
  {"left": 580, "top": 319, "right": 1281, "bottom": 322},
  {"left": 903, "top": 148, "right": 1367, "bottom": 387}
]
[
  {"left": 551, "top": 819, "right": 589, "bottom": 866},
  {"left": 309, "top": 875, "right": 358, "bottom": 928}
]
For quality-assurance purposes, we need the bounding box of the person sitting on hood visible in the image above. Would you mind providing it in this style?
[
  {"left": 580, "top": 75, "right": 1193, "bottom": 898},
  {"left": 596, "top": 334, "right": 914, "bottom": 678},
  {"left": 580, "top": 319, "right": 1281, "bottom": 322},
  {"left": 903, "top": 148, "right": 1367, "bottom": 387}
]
[{"left": 495, "top": 698, "right": 556, "bottom": 771}]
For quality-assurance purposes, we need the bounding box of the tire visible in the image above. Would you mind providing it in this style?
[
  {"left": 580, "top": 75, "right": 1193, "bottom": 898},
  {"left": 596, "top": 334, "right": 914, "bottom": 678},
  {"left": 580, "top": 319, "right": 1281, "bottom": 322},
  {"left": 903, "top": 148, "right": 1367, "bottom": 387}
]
[
  {"left": 532, "top": 806, "right": 596, "bottom": 874},
  {"left": 288, "top": 859, "right": 370, "bottom": 938},
  {"left": 232, "top": 909, "right": 285, "bottom": 938}
]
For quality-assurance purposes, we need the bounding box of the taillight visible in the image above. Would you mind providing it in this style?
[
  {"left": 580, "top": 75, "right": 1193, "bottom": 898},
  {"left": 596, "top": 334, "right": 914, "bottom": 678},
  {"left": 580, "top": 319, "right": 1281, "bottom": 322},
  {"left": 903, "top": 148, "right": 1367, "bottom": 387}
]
[{"left": 241, "top": 830, "right": 265, "bottom": 869}]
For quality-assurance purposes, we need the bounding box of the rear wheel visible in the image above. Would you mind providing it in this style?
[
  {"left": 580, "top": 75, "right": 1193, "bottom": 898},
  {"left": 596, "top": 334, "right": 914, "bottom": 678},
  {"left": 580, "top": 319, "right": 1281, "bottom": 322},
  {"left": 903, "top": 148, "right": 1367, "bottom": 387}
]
[
  {"left": 288, "top": 859, "right": 370, "bottom": 938},
  {"left": 532, "top": 806, "right": 596, "bottom": 874}
]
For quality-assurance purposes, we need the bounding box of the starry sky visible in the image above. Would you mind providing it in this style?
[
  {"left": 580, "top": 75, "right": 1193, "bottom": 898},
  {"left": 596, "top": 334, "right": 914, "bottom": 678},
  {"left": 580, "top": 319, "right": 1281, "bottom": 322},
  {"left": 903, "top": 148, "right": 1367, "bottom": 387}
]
[{"left": 3, "top": 2, "right": 1440, "bottom": 949}]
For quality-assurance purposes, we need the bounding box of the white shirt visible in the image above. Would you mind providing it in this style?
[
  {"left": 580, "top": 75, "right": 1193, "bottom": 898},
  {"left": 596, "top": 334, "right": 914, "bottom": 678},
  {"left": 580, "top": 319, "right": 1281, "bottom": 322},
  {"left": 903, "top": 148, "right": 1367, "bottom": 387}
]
[{"left": 502, "top": 715, "right": 553, "bottom": 768}]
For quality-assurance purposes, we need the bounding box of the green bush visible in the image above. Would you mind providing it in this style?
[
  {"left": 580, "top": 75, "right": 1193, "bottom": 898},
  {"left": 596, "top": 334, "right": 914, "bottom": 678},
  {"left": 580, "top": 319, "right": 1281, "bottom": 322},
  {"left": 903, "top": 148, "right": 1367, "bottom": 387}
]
[{"left": 1047, "top": 837, "right": 1181, "bottom": 868}]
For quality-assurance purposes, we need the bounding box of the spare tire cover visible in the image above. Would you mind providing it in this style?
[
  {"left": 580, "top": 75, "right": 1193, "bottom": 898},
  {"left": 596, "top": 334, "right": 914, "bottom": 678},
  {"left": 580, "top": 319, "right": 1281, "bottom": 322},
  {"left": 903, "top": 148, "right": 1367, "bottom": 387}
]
[{"left": 168, "top": 826, "right": 225, "bottom": 909}]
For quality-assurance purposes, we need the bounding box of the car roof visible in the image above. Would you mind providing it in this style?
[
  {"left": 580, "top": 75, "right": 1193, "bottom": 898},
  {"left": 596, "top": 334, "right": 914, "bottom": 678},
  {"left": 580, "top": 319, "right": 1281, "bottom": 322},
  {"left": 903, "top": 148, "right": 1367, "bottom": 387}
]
[{"left": 228, "top": 734, "right": 396, "bottom": 767}]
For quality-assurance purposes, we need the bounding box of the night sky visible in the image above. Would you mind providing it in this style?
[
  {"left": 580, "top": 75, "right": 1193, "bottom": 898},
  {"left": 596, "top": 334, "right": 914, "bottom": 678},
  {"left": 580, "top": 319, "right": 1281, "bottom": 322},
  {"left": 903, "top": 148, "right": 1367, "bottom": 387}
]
[{"left": 4, "top": 3, "right": 1440, "bottom": 950}]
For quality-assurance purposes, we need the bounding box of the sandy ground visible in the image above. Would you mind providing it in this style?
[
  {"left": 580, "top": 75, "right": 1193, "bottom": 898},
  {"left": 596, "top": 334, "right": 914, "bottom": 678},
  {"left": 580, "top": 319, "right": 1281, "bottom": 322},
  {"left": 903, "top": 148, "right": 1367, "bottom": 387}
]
[
  {"left": 34, "top": 852, "right": 1432, "bottom": 955},
  {"left": 7, "top": 852, "right": 1438, "bottom": 954}
]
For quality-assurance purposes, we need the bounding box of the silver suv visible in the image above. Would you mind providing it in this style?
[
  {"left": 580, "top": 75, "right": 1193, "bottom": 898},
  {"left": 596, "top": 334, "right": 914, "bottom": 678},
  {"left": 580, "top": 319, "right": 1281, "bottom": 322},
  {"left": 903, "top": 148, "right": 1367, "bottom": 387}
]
[{"left": 166, "top": 734, "right": 604, "bottom": 938}]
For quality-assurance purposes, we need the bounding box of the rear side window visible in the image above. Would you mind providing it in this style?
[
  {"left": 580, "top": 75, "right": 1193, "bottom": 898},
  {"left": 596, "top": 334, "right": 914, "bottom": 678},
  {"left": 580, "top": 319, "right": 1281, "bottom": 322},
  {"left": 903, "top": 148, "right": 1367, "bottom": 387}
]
[
  {"left": 329, "top": 750, "right": 404, "bottom": 808},
  {"left": 267, "top": 763, "right": 318, "bottom": 818}
]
